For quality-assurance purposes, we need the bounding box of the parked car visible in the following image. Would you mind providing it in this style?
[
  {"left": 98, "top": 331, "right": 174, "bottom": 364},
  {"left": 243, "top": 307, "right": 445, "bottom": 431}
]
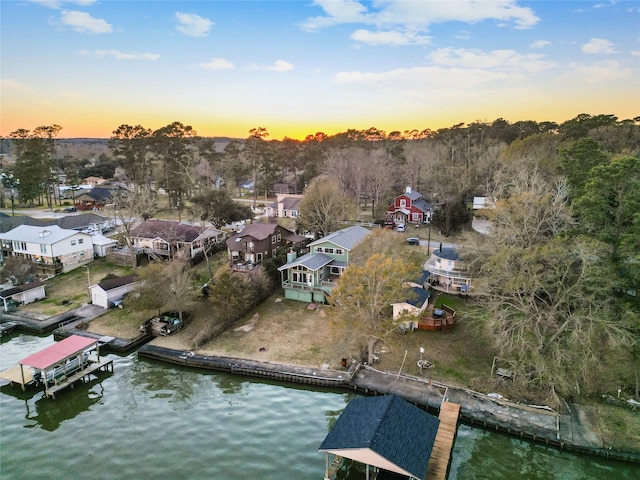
[
  {"left": 406, "top": 237, "right": 420, "bottom": 245},
  {"left": 64, "top": 206, "right": 77, "bottom": 212},
  {"left": 396, "top": 223, "right": 407, "bottom": 232}
]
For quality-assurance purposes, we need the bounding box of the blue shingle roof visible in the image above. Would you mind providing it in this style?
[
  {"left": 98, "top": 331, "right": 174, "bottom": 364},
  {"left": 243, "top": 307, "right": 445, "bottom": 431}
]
[
  {"left": 434, "top": 247, "right": 459, "bottom": 261},
  {"left": 318, "top": 395, "right": 439, "bottom": 479}
]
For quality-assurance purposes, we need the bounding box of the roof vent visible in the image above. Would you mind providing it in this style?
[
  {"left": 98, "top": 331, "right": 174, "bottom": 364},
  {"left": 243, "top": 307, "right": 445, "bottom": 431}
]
[{"left": 39, "top": 230, "right": 51, "bottom": 238}]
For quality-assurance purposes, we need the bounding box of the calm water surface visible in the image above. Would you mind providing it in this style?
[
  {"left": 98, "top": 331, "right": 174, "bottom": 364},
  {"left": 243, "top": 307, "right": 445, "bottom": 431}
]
[{"left": 1, "top": 334, "right": 636, "bottom": 479}]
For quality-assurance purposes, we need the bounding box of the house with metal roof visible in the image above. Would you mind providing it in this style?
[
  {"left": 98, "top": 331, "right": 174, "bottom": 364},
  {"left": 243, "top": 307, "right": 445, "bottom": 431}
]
[
  {"left": 277, "top": 225, "right": 371, "bottom": 303},
  {"left": 318, "top": 394, "right": 440, "bottom": 480},
  {"left": 0, "top": 225, "right": 93, "bottom": 276}
]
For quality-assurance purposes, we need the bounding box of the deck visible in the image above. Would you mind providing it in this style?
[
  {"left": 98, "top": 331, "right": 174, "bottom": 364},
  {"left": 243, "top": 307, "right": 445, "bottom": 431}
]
[
  {"left": 425, "top": 401, "right": 460, "bottom": 480},
  {"left": 44, "top": 357, "right": 114, "bottom": 399},
  {"left": 0, "top": 363, "right": 34, "bottom": 387}
]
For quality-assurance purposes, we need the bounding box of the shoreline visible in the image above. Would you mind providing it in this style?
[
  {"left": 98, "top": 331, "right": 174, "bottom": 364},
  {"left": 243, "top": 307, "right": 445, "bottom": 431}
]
[
  {"left": 136, "top": 342, "right": 640, "bottom": 465},
  {"left": 6, "top": 312, "right": 640, "bottom": 464}
]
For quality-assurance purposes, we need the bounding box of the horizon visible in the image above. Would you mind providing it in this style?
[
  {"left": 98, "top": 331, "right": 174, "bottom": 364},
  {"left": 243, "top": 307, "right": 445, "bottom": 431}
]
[{"left": 1, "top": 1, "right": 639, "bottom": 141}]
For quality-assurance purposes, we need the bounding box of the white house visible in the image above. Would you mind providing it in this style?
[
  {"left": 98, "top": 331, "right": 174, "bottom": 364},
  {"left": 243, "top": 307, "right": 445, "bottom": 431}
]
[
  {"left": 92, "top": 234, "right": 118, "bottom": 257},
  {"left": 0, "top": 281, "right": 46, "bottom": 311},
  {"left": 424, "top": 247, "right": 472, "bottom": 294},
  {"left": 89, "top": 273, "right": 142, "bottom": 309},
  {"left": 0, "top": 225, "right": 93, "bottom": 276}
]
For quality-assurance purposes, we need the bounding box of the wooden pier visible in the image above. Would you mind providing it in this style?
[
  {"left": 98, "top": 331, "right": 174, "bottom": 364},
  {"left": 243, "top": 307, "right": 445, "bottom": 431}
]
[
  {"left": 425, "top": 401, "right": 460, "bottom": 480},
  {"left": 0, "top": 334, "right": 114, "bottom": 399}
]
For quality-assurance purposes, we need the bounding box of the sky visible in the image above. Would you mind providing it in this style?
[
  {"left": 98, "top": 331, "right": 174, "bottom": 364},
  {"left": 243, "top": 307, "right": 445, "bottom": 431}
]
[{"left": 1, "top": 0, "right": 639, "bottom": 140}]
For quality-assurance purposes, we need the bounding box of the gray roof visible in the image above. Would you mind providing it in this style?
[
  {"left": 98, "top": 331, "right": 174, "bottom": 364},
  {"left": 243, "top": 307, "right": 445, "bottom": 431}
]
[
  {"left": 404, "top": 190, "right": 423, "bottom": 201},
  {"left": 0, "top": 224, "right": 90, "bottom": 245},
  {"left": 434, "top": 247, "right": 459, "bottom": 261},
  {"left": 412, "top": 198, "right": 432, "bottom": 213},
  {"left": 97, "top": 273, "right": 139, "bottom": 291},
  {"left": 24, "top": 213, "right": 111, "bottom": 230},
  {"left": 318, "top": 395, "right": 439, "bottom": 480},
  {"left": 277, "top": 252, "right": 334, "bottom": 272},
  {"left": 308, "top": 225, "right": 370, "bottom": 251}
]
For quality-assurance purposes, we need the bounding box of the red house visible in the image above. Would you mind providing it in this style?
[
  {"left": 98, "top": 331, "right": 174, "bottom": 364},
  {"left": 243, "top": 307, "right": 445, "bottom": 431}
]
[{"left": 386, "top": 186, "right": 433, "bottom": 224}]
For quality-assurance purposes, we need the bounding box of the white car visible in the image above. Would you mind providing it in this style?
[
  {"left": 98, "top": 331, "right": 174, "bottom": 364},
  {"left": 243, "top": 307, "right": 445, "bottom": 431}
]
[{"left": 396, "top": 223, "right": 406, "bottom": 232}]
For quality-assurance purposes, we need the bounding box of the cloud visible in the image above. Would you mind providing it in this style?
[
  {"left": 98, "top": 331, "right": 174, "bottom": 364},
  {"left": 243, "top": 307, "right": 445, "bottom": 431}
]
[
  {"left": 351, "top": 29, "right": 431, "bottom": 46},
  {"left": 582, "top": 38, "right": 616, "bottom": 54},
  {"left": 455, "top": 31, "right": 471, "bottom": 40},
  {"left": 333, "top": 65, "right": 516, "bottom": 90},
  {"left": 631, "top": 50, "right": 640, "bottom": 57},
  {"left": 531, "top": 39, "right": 551, "bottom": 49},
  {"left": 431, "top": 47, "right": 555, "bottom": 72},
  {"left": 28, "top": 0, "right": 96, "bottom": 8},
  {"left": 0, "top": 78, "right": 34, "bottom": 94},
  {"left": 560, "top": 60, "right": 631, "bottom": 83},
  {"left": 301, "top": 0, "right": 540, "bottom": 44},
  {"left": 79, "top": 49, "right": 160, "bottom": 60},
  {"left": 199, "top": 58, "right": 235, "bottom": 70},
  {"left": 175, "top": 12, "right": 213, "bottom": 37},
  {"left": 266, "top": 60, "right": 294, "bottom": 72},
  {"left": 60, "top": 10, "right": 112, "bottom": 34}
]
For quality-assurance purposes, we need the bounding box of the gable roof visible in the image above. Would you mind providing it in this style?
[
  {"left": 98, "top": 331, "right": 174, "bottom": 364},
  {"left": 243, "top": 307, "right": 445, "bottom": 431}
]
[
  {"left": 277, "top": 252, "right": 334, "bottom": 272},
  {"left": 0, "top": 224, "right": 89, "bottom": 245},
  {"left": 20, "top": 335, "right": 97, "bottom": 370},
  {"left": 23, "top": 213, "right": 111, "bottom": 231},
  {"left": 318, "top": 395, "right": 439, "bottom": 479},
  {"left": 308, "top": 225, "right": 370, "bottom": 251},
  {"left": 233, "top": 223, "right": 280, "bottom": 241},
  {"left": 95, "top": 273, "right": 139, "bottom": 291},
  {"left": 0, "top": 280, "right": 46, "bottom": 299},
  {"left": 131, "top": 220, "right": 207, "bottom": 243}
]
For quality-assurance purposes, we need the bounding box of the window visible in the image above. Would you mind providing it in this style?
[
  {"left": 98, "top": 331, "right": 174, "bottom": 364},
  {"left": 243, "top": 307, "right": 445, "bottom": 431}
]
[
  {"left": 272, "top": 235, "right": 276, "bottom": 244},
  {"left": 325, "top": 248, "right": 334, "bottom": 254},
  {"left": 13, "top": 241, "right": 27, "bottom": 251},
  {"left": 316, "top": 247, "right": 323, "bottom": 253},
  {"left": 40, "top": 244, "right": 47, "bottom": 254},
  {"left": 277, "top": 234, "right": 281, "bottom": 242},
  {"left": 330, "top": 266, "right": 341, "bottom": 275},
  {"left": 78, "top": 238, "right": 84, "bottom": 244},
  {"left": 400, "top": 199, "right": 406, "bottom": 207},
  {"left": 71, "top": 240, "right": 77, "bottom": 246},
  {"left": 335, "top": 249, "right": 343, "bottom": 255}
]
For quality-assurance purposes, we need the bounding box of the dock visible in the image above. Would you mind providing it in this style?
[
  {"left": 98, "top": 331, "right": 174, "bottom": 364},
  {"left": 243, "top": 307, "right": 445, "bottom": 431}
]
[
  {"left": 0, "top": 321, "right": 20, "bottom": 336},
  {"left": 425, "top": 401, "right": 460, "bottom": 480},
  {"left": 0, "top": 334, "right": 114, "bottom": 399}
]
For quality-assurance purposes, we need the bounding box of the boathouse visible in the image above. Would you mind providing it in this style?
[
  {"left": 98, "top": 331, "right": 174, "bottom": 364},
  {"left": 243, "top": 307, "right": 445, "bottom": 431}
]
[
  {"left": 319, "top": 395, "right": 440, "bottom": 480},
  {"left": 0, "top": 334, "right": 113, "bottom": 399}
]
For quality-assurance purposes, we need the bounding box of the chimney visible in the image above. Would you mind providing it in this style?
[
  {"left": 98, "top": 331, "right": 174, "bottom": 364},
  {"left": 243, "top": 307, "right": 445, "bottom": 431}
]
[
  {"left": 439, "top": 242, "right": 442, "bottom": 252},
  {"left": 406, "top": 186, "right": 412, "bottom": 194},
  {"left": 287, "top": 249, "right": 297, "bottom": 263},
  {"left": 39, "top": 230, "right": 51, "bottom": 238}
]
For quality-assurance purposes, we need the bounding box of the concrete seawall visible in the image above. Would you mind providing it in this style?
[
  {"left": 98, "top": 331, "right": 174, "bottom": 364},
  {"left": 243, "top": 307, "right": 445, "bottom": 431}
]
[{"left": 138, "top": 344, "right": 640, "bottom": 464}]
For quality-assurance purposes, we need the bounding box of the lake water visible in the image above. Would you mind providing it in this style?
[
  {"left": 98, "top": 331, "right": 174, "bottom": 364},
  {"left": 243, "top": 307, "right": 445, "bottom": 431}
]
[{"left": 1, "top": 334, "right": 637, "bottom": 479}]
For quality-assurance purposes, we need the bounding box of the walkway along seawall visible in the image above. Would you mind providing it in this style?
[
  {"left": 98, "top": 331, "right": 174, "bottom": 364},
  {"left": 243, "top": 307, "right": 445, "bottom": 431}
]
[{"left": 137, "top": 344, "right": 640, "bottom": 464}]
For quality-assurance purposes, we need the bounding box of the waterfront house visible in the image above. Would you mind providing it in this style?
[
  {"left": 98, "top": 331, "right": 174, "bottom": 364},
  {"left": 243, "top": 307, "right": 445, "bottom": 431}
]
[
  {"left": 0, "top": 281, "right": 46, "bottom": 311},
  {"left": 0, "top": 225, "right": 93, "bottom": 276},
  {"left": 391, "top": 270, "right": 431, "bottom": 321},
  {"left": 89, "top": 273, "right": 142, "bottom": 309},
  {"left": 424, "top": 246, "right": 472, "bottom": 294},
  {"left": 386, "top": 186, "right": 433, "bottom": 225},
  {"left": 277, "top": 225, "right": 370, "bottom": 303},
  {"left": 319, "top": 394, "right": 440, "bottom": 480},
  {"left": 131, "top": 220, "right": 227, "bottom": 260},
  {"left": 226, "top": 223, "right": 307, "bottom": 270}
]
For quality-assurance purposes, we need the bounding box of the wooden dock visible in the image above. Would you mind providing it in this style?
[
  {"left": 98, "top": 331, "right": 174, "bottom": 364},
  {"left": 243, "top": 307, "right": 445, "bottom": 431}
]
[
  {"left": 45, "top": 358, "right": 114, "bottom": 399},
  {"left": 425, "top": 401, "right": 460, "bottom": 480},
  {"left": 0, "top": 321, "right": 20, "bottom": 336}
]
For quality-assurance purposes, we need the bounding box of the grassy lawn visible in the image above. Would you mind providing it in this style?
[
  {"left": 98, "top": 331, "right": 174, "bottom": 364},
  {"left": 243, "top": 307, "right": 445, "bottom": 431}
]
[{"left": 19, "top": 258, "right": 134, "bottom": 316}]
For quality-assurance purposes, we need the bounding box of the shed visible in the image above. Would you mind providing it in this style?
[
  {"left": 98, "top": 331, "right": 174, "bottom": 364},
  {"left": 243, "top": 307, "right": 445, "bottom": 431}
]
[
  {"left": 89, "top": 273, "right": 141, "bottom": 309},
  {"left": 319, "top": 395, "right": 439, "bottom": 480},
  {"left": 0, "top": 281, "right": 46, "bottom": 311}
]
